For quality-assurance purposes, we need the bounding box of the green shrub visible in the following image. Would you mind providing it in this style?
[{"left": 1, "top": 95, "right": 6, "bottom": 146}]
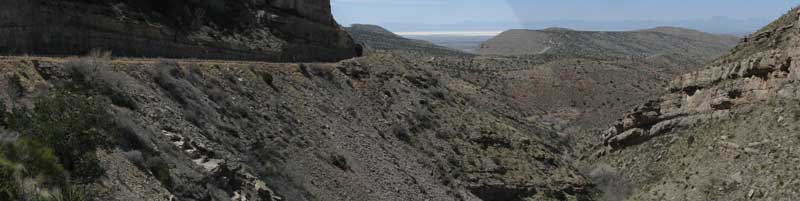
[
  {"left": 6, "top": 92, "right": 109, "bottom": 181},
  {"left": 49, "top": 185, "right": 87, "bottom": 201},
  {"left": 0, "top": 140, "right": 66, "bottom": 184},
  {"left": 0, "top": 139, "right": 83, "bottom": 201},
  {"left": 0, "top": 77, "right": 115, "bottom": 200},
  {"left": 0, "top": 157, "right": 20, "bottom": 201},
  {"left": 145, "top": 157, "right": 173, "bottom": 189}
]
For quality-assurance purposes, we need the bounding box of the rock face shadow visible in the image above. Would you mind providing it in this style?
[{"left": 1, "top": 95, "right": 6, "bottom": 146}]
[{"left": 0, "top": 0, "right": 360, "bottom": 62}]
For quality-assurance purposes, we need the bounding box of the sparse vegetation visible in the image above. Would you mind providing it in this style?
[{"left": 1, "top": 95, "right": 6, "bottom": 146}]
[
  {"left": 6, "top": 92, "right": 109, "bottom": 181},
  {"left": 0, "top": 58, "right": 156, "bottom": 200},
  {"left": 64, "top": 56, "right": 139, "bottom": 110},
  {"left": 0, "top": 139, "right": 65, "bottom": 200},
  {"left": 1, "top": 57, "right": 200, "bottom": 200},
  {"left": 145, "top": 157, "right": 174, "bottom": 189},
  {"left": 150, "top": 62, "right": 218, "bottom": 128}
]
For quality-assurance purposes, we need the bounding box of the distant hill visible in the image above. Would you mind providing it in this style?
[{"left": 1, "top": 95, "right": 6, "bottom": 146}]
[
  {"left": 345, "top": 24, "right": 471, "bottom": 56},
  {"left": 477, "top": 27, "right": 739, "bottom": 60},
  {"left": 402, "top": 34, "right": 495, "bottom": 53}
]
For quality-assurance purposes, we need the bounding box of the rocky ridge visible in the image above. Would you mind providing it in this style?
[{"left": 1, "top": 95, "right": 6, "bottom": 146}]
[
  {"left": 600, "top": 8, "right": 800, "bottom": 154},
  {"left": 477, "top": 27, "right": 739, "bottom": 62},
  {"left": 593, "top": 7, "right": 800, "bottom": 201}
]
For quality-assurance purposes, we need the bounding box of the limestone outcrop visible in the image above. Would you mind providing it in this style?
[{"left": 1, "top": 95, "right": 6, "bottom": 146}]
[
  {"left": 0, "top": 0, "right": 360, "bottom": 62},
  {"left": 598, "top": 13, "right": 800, "bottom": 153},
  {"left": 589, "top": 8, "right": 800, "bottom": 200}
]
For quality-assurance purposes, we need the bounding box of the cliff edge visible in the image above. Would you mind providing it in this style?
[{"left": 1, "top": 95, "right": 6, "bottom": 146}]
[{"left": 0, "top": 0, "right": 360, "bottom": 62}]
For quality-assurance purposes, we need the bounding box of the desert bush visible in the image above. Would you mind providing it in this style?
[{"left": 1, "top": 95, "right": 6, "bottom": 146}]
[
  {"left": 298, "top": 64, "right": 313, "bottom": 78},
  {"left": 122, "top": 150, "right": 173, "bottom": 188},
  {"left": 49, "top": 185, "right": 88, "bottom": 201},
  {"left": 0, "top": 157, "right": 20, "bottom": 201},
  {"left": 65, "top": 57, "right": 139, "bottom": 110},
  {"left": 5, "top": 92, "right": 109, "bottom": 181},
  {"left": 330, "top": 154, "right": 350, "bottom": 171},
  {"left": 299, "top": 64, "right": 338, "bottom": 82},
  {"left": 0, "top": 140, "right": 66, "bottom": 183},
  {"left": 122, "top": 149, "right": 174, "bottom": 190},
  {"left": 429, "top": 87, "right": 449, "bottom": 100},
  {"left": 0, "top": 68, "right": 146, "bottom": 200},
  {"left": 107, "top": 114, "right": 152, "bottom": 152},
  {"left": 151, "top": 62, "right": 226, "bottom": 130},
  {"left": 393, "top": 125, "right": 412, "bottom": 143},
  {"left": 0, "top": 139, "right": 88, "bottom": 201},
  {"left": 434, "top": 130, "right": 453, "bottom": 140},
  {"left": 145, "top": 156, "right": 174, "bottom": 189},
  {"left": 206, "top": 87, "right": 228, "bottom": 103},
  {"left": 152, "top": 62, "right": 203, "bottom": 106},
  {"left": 255, "top": 70, "right": 279, "bottom": 92},
  {"left": 122, "top": 150, "right": 145, "bottom": 168},
  {"left": 412, "top": 107, "right": 436, "bottom": 131}
]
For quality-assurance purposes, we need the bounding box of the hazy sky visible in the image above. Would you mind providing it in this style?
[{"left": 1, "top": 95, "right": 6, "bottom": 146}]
[{"left": 332, "top": 0, "right": 798, "bottom": 33}]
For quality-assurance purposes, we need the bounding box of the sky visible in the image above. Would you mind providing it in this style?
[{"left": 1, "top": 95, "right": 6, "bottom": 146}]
[{"left": 331, "top": 0, "right": 799, "bottom": 35}]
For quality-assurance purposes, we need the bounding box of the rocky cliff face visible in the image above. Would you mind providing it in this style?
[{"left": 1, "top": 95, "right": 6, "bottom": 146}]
[
  {"left": 270, "top": 0, "right": 336, "bottom": 25},
  {"left": 593, "top": 7, "right": 800, "bottom": 201},
  {"left": 0, "top": 0, "right": 359, "bottom": 62}
]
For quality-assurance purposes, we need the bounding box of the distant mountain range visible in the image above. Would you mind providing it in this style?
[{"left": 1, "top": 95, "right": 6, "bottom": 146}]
[
  {"left": 477, "top": 27, "right": 740, "bottom": 60},
  {"left": 345, "top": 24, "right": 471, "bottom": 56},
  {"left": 376, "top": 16, "right": 774, "bottom": 36},
  {"left": 401, "top": 34, "right": 493, "bottom": 53}
]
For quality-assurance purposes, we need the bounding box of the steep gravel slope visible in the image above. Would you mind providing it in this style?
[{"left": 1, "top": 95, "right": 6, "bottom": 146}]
[{"left": 0, "top": 54, "right": 594, "bottom": 201}]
